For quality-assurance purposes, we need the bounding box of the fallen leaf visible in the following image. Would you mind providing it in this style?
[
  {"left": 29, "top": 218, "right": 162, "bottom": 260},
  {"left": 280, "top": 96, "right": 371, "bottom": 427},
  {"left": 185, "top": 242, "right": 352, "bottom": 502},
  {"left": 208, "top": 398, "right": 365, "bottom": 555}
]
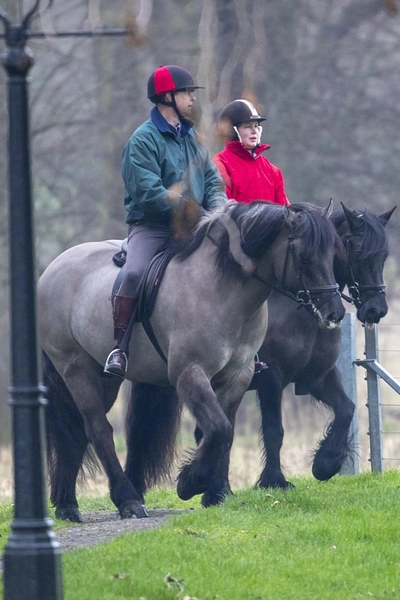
[{"left": 164, "top": 572, "right": 184, "bottom": 594}]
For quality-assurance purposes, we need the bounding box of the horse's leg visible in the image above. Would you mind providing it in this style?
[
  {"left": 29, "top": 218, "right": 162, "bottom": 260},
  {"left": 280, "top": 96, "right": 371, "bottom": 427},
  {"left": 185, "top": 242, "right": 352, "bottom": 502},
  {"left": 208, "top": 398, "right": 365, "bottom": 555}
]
[
  {"left": 44, "top": 353, "right": 89, "bottom": 522},
  {"left": 190, "top": 424, "right": 231, "bottom": 507},
  {"left": 176, "top": 365, "right": 234, "bottom": 502},
  {"left": 63, "top": 355, "right": 148, "bottom": 518},
  {"left": 256, "top": 366, "right": 294, "bottom": 490},
  {"left": 308, "top": 366, "right": 355, "bottom": 480},
  {"left": 200, "top": 373, "right": 254, "bottom": 508},
  {"left": 125, "top": 383, "right": 182, "bottom": 498}
]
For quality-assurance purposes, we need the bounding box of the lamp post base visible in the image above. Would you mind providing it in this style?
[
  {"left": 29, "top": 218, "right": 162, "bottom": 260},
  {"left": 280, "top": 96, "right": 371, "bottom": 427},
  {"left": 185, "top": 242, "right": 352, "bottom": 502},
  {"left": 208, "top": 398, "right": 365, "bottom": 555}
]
[{"left": 4, "top": 518, "right": 63, "bottom": 600}]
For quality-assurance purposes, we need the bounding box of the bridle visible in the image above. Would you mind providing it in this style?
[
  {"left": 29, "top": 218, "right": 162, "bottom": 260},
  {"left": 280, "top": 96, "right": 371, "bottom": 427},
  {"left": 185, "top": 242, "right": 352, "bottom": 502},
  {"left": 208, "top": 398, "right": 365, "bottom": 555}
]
[
  {"left": 251, "top": 234, "right": 340, "bottom": 321},
  {"left": 340, "top": 235, "right": 386, "bottom": 309},
  {"left": 207, "top": 229, "right": 340, "bottom": 323}
]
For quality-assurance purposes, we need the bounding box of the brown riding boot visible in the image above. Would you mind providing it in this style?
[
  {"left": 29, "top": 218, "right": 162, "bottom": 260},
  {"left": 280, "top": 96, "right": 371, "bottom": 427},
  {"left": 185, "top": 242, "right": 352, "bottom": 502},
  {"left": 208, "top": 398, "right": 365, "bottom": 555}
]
[{"left": 104, "top": 296, "right": 137, "bottom": 379}]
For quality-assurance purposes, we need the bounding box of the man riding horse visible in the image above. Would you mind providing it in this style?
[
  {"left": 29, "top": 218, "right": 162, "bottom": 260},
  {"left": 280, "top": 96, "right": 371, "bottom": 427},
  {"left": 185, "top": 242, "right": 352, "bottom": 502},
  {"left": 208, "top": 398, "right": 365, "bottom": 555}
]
[{"left": 104, "top": 65, "right": 228, "bottom": 378}]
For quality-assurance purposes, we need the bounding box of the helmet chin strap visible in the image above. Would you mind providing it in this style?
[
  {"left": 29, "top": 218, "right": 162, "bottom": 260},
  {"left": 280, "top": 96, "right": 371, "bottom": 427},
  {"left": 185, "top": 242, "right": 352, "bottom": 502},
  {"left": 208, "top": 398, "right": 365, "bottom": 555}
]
[
  {"left": 234, "top": 124, "right": 263, "bottom": 149},
  {"left": 158, "top": 92, "right": 185, "bottom": 123},
  {"left": 233, "top": 125, "right": 242, "bottom": 143}
]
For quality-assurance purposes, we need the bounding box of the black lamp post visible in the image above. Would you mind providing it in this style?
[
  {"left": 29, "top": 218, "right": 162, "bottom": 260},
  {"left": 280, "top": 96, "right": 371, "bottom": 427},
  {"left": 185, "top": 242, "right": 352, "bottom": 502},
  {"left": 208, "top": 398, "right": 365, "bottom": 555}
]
[
  {"left": 0, "top": 2, "right": 64, "bottom": 599},
  {"left": 0, "top": 2, "right": 133, "bottom": 598}
]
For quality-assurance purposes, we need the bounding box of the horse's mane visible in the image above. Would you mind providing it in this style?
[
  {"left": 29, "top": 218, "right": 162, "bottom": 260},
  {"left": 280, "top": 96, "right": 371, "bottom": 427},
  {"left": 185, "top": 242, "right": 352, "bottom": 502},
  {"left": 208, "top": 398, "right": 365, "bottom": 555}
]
[
  {"left": 331, "top": 210, "right": 389, "bottom": 261},
  {"left": 174, "top": 201, "right": 342, "bottom": 276}
]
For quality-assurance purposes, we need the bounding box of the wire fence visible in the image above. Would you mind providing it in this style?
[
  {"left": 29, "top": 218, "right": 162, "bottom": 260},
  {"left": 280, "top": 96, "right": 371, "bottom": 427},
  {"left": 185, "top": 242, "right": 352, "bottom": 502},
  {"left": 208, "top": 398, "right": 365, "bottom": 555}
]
[{"left": 363, "top": 319, "right": 400, "bottom": 470}]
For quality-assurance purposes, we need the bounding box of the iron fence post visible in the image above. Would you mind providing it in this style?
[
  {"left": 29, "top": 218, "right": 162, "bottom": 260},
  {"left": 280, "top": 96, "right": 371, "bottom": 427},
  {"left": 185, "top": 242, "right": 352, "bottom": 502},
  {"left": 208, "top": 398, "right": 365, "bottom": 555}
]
[
  {"left": 364, "top": 325, "right": 383, "bottom": 472},
  {"left": 1, "top": 17, "right": 63, "bottom": 600},
  {"left": 337, "top": 312, "right": 360, "bottom": 475}
]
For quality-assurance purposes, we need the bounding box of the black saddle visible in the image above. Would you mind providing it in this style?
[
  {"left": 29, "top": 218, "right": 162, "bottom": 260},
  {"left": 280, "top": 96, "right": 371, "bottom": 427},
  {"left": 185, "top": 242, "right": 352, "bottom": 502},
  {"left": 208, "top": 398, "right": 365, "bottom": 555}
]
[{"left": 112, "top": 248, "right": 173, "bottom": 323}]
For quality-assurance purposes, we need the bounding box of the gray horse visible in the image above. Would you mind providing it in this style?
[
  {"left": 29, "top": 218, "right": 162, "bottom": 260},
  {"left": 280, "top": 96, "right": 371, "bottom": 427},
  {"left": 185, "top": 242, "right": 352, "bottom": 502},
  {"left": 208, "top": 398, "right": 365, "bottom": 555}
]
[{"left": 38, "top": 201, "right": 345, "bottom": 521}]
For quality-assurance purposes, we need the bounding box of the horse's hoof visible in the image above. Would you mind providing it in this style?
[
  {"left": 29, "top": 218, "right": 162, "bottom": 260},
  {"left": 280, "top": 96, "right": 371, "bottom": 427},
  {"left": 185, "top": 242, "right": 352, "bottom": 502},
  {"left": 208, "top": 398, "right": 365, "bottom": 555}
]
[
  {"left": 119, "top": 500, "right": 149, "bottom": 519},
  {"left": 55, "top": 506, "right": 83, "bottom": 523},
  {"left": 312, "top": 459, "right": 341, "bottom": 481},
  {"left": 312, "top": 447, "right": 346, "bottom": 481},
  {"left": 177, "top": 480, "right": 198, "bottom": 501},
  {"left": 256, "top": 476, "right": 295, "bottom": 491},
  {"left": 177, "top": 472, "right": 207, "bottom": 501},
  {"left": 201, "top": 486, "right": 233, "bottom": 508}
]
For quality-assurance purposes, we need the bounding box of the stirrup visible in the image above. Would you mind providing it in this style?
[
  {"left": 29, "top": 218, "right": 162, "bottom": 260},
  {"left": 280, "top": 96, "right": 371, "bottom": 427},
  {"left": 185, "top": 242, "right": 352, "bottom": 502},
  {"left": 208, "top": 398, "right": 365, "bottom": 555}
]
[
  {"left": 103, "top": 348, "right": 128, "bottom": 379},
  {"left": 254, "top": 353, "right": 268, "bottom": 374}
]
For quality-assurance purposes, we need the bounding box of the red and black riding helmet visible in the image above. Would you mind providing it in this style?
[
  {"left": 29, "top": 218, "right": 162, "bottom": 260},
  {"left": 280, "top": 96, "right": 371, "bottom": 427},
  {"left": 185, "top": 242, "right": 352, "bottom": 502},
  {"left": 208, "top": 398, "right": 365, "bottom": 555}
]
[{"left": 147, "top": 65, "right": 204, "bottom": 102}]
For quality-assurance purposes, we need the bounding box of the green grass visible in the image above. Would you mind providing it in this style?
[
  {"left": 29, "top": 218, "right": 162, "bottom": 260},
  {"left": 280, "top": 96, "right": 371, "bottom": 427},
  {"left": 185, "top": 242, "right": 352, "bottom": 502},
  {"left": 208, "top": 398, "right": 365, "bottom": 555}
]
[{"left": 1, "top": 471, "right": 400, "bottom": 600}]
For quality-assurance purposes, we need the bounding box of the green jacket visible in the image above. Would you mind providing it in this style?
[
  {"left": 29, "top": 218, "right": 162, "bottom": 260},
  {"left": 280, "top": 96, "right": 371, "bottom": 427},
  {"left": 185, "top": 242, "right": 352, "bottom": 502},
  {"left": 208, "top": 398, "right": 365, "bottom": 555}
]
[{"left": 122, "top": 107, "right": 227, "bottom": 224}]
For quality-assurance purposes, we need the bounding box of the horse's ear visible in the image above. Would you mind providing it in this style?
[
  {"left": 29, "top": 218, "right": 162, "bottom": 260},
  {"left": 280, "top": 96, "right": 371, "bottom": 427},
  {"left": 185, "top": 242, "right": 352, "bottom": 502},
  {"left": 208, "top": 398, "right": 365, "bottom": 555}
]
[
  {"left": 322, "top": 198, "right": 334, "bottom": 219},
  {"left": 220, "top": 213, "right": 256, "bottom": 276},
  {"left": 379, "top": 206, "right": 396, "bottom": 227},
  {"left": 341, "top": 202, "right": 364, "bottom": 231}
]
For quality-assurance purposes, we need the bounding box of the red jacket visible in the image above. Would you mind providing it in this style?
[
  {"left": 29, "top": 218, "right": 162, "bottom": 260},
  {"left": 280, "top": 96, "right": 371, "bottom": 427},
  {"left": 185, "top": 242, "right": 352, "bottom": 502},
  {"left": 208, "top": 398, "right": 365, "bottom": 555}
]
[{"left": 212, "top": 141, "right": 289, "bottom": 205}]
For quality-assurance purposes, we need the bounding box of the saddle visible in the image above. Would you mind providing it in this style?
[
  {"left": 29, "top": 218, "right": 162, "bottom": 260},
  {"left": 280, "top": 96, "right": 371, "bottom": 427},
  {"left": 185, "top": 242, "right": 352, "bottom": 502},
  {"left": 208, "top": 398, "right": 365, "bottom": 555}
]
[
  {"left": 112, "top": 244, "right": 174, "bottom": 363},
  {"left": 112, "top": 247, "right": 173, "bottom": 323}
]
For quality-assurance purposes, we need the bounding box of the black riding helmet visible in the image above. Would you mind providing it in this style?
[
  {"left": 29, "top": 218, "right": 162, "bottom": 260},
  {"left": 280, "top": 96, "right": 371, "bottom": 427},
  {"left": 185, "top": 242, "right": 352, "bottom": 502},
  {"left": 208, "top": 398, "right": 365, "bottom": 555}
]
[{"left": 219, "top": 99, "right": 266, "bottom": 141}]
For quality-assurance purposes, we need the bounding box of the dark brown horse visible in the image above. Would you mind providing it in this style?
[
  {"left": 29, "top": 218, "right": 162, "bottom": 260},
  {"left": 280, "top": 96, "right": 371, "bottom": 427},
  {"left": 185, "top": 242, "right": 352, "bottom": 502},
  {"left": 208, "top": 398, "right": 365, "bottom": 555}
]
[{"left": 252, "top": 204, "right": 395, "bottom": 489}]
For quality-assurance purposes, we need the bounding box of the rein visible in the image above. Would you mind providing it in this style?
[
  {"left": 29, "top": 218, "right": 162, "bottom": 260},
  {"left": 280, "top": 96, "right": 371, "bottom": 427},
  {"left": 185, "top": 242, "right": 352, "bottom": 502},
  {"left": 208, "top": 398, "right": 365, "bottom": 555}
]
[
  {"left": 207, "top": 230, "right": 340, "bottom": 321},
  {"left": 340, "top": 235, "right": 386, "bottom": 308}
]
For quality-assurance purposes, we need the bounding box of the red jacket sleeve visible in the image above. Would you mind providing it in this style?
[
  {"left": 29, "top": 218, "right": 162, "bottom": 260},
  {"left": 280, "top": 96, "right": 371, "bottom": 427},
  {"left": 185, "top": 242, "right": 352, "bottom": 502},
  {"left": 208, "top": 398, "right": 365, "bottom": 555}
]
[
  {"left": 274, "top": 169, "right": 290, "bottom": 206},
  {"left": 212, "top": 155, "right": 233, "bottom": 199}
]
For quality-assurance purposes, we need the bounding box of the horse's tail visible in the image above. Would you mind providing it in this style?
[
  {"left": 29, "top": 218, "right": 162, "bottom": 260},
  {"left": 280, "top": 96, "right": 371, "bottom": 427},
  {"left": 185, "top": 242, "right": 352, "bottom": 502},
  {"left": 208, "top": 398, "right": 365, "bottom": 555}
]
[
  {"left": 124, "top": 382, "right": 182, "bottom": 495},
  {"left": 42, "top": 352, "right": 99, "bottom": 503}
]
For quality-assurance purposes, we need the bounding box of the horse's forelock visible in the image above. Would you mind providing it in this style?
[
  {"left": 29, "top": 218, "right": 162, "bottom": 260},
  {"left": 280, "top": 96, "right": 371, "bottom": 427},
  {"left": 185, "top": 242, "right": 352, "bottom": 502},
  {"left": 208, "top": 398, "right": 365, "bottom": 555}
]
[
  {"left": 333, "top": 209, "right": 389, "bottom": 261},
  {"left": 356, "top": 213, "right": 389, "bottom": 260}
]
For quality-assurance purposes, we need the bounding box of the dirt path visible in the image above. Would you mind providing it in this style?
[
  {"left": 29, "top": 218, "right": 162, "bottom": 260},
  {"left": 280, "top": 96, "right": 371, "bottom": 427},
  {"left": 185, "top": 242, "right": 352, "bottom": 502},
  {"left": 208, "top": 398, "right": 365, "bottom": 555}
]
[
  {"left": 56, "top": 508, "right": 188, "bottom": 552},
  {"left": 0, "top": 508, "right": 189, "bottom": 570}
]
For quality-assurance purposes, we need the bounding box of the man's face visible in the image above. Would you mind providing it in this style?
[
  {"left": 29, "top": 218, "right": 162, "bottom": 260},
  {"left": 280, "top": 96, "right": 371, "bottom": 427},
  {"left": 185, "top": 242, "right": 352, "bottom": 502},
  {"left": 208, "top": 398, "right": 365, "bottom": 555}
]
[{"left": 173, "top": 88, "right": 196, "bottom": 118}]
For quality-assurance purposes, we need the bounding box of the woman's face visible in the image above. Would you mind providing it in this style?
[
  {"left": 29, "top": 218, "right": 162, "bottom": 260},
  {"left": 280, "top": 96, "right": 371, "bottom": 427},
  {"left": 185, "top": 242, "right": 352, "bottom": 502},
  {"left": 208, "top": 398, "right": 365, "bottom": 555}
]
[{"left": 237, "top": 120, "right": 262, "bottom": 150}]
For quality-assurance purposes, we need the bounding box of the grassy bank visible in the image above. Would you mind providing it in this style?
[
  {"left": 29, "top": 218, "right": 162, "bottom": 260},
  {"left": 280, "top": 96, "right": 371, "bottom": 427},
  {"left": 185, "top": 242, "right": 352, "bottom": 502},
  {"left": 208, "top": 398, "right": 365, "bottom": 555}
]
[{"left": 1, "top": 471, "right": 399, "bottom": 600}]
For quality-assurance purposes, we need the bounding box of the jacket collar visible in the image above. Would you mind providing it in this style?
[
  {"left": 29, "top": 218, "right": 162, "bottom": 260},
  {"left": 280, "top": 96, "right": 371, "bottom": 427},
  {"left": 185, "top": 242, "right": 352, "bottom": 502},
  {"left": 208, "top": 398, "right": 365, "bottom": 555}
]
[
  {"left": 151, "top": 107, "right": 193, "bottom": 138},
  {"left": 225, "top": 140, "right": 270, "bottom": 159}
]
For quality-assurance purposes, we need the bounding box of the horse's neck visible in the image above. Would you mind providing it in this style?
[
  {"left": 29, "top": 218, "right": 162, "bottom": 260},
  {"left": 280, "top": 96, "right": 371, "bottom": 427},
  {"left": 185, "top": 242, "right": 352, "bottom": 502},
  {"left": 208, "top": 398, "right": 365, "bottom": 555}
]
[{"left": 169, "top": 239, "right": 272, "bottom": 318}]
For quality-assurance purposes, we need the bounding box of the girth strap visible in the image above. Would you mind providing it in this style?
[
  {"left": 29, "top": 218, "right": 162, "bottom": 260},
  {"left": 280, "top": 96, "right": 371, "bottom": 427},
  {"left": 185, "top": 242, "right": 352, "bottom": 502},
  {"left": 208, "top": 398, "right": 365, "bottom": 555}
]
[{"left": 141, "top": 319, "right": 168, "bottom": 364}]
